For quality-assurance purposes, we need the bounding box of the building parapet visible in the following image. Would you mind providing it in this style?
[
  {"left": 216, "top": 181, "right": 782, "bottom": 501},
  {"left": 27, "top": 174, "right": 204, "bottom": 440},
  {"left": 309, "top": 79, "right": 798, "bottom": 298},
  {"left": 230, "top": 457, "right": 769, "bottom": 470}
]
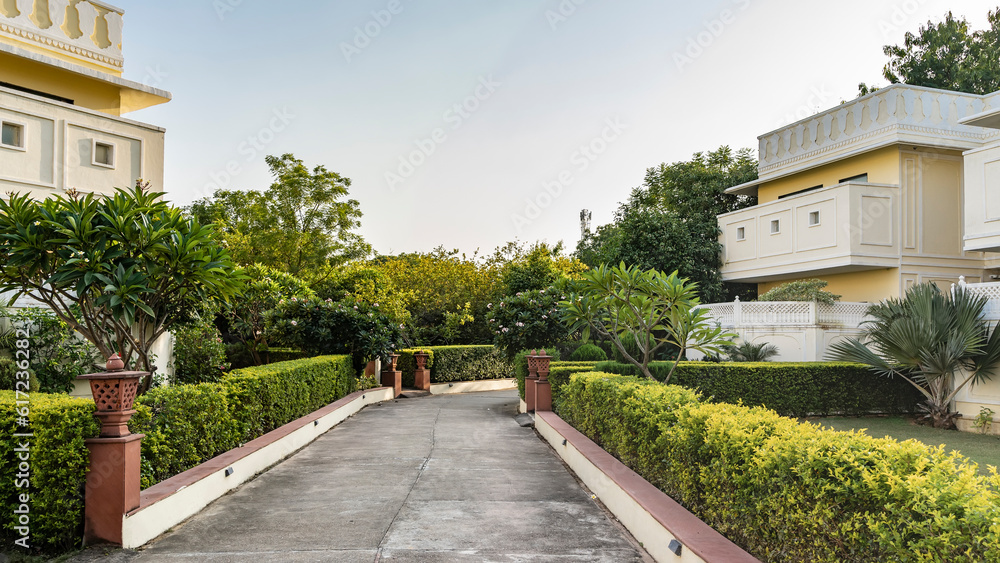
[
  {"left": 0, "top": 0, "right": 124, "bottom": 72},
  {"left": 698, "top": 299, "right": 872, "bottom": 328}
]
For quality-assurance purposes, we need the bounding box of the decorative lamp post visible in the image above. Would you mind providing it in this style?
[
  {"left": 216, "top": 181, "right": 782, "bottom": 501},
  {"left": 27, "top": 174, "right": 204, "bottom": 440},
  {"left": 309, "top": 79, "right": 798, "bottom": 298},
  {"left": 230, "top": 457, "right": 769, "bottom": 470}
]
[
  {"left": 525, "top": 350, "right": 539, "bottom": 413},
  {"left": 79, "top": 353, "right": 147, "bottom": 545},
  {"left": 534, "top": 349, "right": 553, "bottom": 412},
  {"left": 381, "top": 353, "right": 402, "bottom": 398},
  {"left": 414, "top": 352, "right": 431, "bottom": 391}
]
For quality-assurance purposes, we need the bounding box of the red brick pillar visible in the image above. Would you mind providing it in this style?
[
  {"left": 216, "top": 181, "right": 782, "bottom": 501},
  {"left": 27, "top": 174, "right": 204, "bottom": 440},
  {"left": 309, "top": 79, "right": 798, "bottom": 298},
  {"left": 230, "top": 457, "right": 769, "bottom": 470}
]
[
  {"left": 535, "top": 350, "right": 553, "bottom": 412},
  {"left": 525, "top": 351, "right": 538, "bottom": 412},
  {"left": 414, "top": 352, "right": 431, "bottom": 391},
  {"left": 80, "top": 354, "right": 146, "bottom": 546},
  {"left": 381, "top": 353, "right": 402, "bottom": 397}
]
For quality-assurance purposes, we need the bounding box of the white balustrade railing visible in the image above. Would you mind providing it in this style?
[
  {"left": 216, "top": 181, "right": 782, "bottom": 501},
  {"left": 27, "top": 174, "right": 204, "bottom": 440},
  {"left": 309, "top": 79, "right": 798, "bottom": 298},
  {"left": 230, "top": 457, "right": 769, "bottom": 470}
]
[
  {"left": 955, "top": 277, "right": 1000, "bottom": 321},
  {"left": 698, "top": 299, "right": 873, "bottom": 328},
  {"left": 758, "top": 85, "right": 1000, "bottom": 176},
  {"left": 0, "top": 0, "right": 124, "bottom": 69}
]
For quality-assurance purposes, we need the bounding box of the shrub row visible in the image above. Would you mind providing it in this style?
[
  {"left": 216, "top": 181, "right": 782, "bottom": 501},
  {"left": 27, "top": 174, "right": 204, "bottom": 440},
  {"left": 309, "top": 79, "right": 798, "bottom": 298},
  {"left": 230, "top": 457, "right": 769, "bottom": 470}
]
[
  {"left": 131, "top": 355, "right": 356, "bottom": 488},
  {"left": 559, "top": 373, "right": 1000, "bottom": 562},
  {"left": 396, "top": 348, "right": 434, "bottom": 388},
  {"left": 593, "top": 361, "right": 921, "bottom": 416},
  {"left": 0, "top": 392, "right": 99, "bottom": 553},
  {"left": 397, "top": 346, "right": 513, "bottom": 387}
]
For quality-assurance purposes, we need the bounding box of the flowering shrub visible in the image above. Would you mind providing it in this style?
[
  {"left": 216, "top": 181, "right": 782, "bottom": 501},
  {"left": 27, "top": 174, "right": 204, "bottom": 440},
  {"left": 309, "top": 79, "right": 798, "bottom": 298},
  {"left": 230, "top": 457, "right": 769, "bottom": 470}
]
[
  {"left": 268, "top": 298, "right": 400, "bottom": 373},
  {"left": 5, "top": 307, "right": 99, "bottom": 393},
  {"left": 487, "top": 289, "right": 571, "bottom": 357},
  {"left": 171, "top": 318, "right": 230, "bottom": 385}
]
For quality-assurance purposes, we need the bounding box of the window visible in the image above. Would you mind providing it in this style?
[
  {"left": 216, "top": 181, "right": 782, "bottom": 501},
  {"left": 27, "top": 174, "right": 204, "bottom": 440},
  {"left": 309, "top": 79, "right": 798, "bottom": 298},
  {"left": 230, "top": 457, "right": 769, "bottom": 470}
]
[
  {"left": 92, "top": 140, "right": 115, "bottom": 168},
  {"left": 736, "top": 226, "right": 746, "bottom": 241},
  {"left": 808, "top": 211, "right": 821, "bottom": 226},
  {"left": 1, "top": 121, "right": 25, "bottom": 150},
  {"left": 770, "top": 219, "right": 780, "bottom": 234},
  {"left": 839, "top": 173, "right": 868, "bottom": 184}
]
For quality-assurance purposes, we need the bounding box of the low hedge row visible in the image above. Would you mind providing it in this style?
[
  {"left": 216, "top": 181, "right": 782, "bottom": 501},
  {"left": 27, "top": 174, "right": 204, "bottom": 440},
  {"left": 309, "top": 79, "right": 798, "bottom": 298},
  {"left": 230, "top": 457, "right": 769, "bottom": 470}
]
[
  {"left": 397, "top": 346, "right": 513, "bottom": 386},
  {"left": 593, "top": 361, "right": 921, "bottom": 416},
  {"left": 0, "top": 392, "right": 99, "bottom": 553},
  {"left": 559, "top": 373, "right": 1000, "bottom": 562},
  {"left": 132, "top": 355, "right": 357, "bottom": 488}
]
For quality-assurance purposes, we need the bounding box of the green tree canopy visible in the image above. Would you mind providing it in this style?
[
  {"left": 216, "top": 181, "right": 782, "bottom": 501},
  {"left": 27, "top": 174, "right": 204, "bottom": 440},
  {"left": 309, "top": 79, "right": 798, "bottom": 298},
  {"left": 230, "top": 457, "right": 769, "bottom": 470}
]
[
  {"left": 189, "top": 154, "right": 370, "bottom": 279},
  {"left": 860, "top": 9, "right": 1000, "bottom": 95},
  {"left": 0, "top": 184, "right": 243, "bottom": 391},
  {"left": 576, "top": 146, "right": 757, "bottom": 303}
]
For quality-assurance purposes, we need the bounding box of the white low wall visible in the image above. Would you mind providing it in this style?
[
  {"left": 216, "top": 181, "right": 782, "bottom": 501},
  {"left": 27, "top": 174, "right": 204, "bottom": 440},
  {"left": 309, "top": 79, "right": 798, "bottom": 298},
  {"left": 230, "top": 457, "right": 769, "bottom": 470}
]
[
  {"left": 120, "top": 387, "right": 394, "bottom": 549},
  {"left": 430, "top": 378, "right": 516, "bottom": 395}
]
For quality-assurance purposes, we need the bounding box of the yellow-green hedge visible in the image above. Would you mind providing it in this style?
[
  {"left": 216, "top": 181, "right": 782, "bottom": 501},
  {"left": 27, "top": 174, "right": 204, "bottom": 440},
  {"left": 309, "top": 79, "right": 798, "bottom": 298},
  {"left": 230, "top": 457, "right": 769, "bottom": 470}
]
[
  {"left": 0, "top": 392, "right": 99, "bottom": 554},
  {"left": 559, "top": 373, "right": 1000, "bottom": 562}
]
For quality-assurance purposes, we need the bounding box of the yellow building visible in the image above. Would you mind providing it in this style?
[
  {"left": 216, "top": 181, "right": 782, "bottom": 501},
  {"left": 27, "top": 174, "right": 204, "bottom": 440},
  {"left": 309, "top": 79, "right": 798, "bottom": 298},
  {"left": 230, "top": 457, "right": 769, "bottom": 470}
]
[
  {"left": 1, "top": 0, "right": 173, "bottom": 385},
  {"left": 0, "top": 0, "right": 170, "bottom": 199},
  {"left": 720, "top": 84, "right": 1000, "bottom": 302}
]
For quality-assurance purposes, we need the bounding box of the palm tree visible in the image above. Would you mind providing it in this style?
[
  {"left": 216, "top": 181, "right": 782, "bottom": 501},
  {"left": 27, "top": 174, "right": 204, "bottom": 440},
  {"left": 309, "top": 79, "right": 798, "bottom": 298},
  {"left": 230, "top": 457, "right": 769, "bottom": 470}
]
[
  {"left": 828, "top": 283, "right": 1000, "bottom": 428},
  {"left": 724, "top": 340, "right": 780, "bottom": 362}
]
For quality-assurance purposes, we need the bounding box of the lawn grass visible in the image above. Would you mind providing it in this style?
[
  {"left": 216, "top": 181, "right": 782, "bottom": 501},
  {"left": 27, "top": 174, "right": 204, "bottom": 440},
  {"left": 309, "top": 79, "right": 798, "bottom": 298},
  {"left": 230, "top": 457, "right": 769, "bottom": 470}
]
[{"left": 806, "top": 416, "right": 1000, "bottom": 476}]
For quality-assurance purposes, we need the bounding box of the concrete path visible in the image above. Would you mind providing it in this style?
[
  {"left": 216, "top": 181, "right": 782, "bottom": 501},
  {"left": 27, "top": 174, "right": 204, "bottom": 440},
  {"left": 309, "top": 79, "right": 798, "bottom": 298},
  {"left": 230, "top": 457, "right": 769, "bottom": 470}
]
[{"left": 133, "top": 390, "right": 651, "bottom": 562}]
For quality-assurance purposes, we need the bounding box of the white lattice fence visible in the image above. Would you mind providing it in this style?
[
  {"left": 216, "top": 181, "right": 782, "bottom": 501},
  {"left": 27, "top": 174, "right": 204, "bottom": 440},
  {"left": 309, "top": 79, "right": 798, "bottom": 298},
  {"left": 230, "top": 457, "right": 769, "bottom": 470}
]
[
  {"left": 959, "top": 280, "right": 1000, "bottom": 321},
  {"left": 698, "top": 300, "right": 872, "bottom": 328}
]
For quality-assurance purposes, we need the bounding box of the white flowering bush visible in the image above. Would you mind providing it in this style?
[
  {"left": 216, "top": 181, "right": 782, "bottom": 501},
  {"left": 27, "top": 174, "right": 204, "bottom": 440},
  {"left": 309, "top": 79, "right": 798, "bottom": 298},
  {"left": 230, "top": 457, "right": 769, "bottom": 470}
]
[{"left": 486, "top": 288, "right": 570, "bottom": 358}]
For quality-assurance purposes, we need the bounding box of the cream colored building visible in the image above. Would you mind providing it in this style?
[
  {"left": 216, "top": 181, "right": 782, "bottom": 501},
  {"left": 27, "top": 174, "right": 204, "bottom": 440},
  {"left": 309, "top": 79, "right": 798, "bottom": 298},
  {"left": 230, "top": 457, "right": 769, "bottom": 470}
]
[
  {"left": 716, "top": 84, "right": 1000, "bottom": 432},
  {"left": 1, "top": 1, "right": 173, "bottom": 386},
  {"left": 0, "top": 0, "right": 170, "bottom": 199},
  {"left": 721, "top": 84, "right": 1000, "bottom": 302}
]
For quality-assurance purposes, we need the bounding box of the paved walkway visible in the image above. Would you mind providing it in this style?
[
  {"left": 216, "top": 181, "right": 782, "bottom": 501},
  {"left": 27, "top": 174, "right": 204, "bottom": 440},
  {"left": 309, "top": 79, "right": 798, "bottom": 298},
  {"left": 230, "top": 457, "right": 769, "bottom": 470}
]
[{"left": 133, "top": 390, "right": 650, "bottom": 562}]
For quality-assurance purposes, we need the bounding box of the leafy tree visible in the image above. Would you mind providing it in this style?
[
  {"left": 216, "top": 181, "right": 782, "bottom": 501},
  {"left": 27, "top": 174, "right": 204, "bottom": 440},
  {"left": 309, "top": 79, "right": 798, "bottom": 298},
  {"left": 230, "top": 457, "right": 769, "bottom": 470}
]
[
  {"left": 223, "top": 264, "right": 315, "bottom": 366},
  {"left": 758, "top": 279, "right": 841, "bottom": 305},
  {"left": 860, "top": 9, "right": 1000, "bottom": 95},
  {"left": 310, "top": 265, "right": 412, "bottom": 326},
  {"left": 268, "top": 297, "right": 401, "bottom": 373},
  {"left": 487, "top": 288, "right": 570, "bottom": 357},
  {"left": 189, "top": 154, "right": 370, "bottom": 278},
  {"left": 577, "top": 147, "right": 757, "bottom": 303},
  {"left": 170, "top": 316, "right": 230, "bottom": 384},
  {"left": 561, "top": 263, "right": 735, "bottom": 382},
  {"left": 0, "top": 184, "right": 243, "bottom": 392},
  {"left": 828, "top": 283, "right": 1000, "bottom": 428}
]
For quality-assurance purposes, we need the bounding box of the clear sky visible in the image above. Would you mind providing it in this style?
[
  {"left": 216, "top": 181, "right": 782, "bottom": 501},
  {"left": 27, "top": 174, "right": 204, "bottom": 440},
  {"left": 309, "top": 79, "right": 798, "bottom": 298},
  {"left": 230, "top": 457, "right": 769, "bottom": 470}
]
[{"left": 116, "top": 0, "right": 1000, "bottom": 257}]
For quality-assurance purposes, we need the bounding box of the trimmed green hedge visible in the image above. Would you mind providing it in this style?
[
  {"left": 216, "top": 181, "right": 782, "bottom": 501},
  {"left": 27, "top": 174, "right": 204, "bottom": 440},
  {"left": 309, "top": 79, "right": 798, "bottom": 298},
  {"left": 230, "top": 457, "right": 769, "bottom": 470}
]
[
  {"left": 593, "top": 361, "right": 921, "bottom": 416},
  {"left": 429, "top": 345, "right": 512, "bottom": 382},
  {"left": 0, "top": 392, "right": 99, "bottom": 554},
  {"left": 131, "top": 355, "right": 356, "bottom": 488},
  {"left": 559, "top": 373, "right": 1000, "bottom": 562}
]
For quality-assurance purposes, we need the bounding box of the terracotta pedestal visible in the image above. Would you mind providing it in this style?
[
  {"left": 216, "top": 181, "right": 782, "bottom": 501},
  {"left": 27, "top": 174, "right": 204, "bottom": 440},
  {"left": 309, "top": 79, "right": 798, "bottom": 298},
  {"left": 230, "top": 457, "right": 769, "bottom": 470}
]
[
  {"left": 525, "top": 352, "right": 538, "bottom": 412},
  {"left": 414, "top": 353, "right": 431, "bottom": 391},
  {"left": 84, "top": 434, "right": 144, "bottom": 545},
  {"left": 381, "top": 369, "right": 402, "bottom": 397},
  {"left": 535, "top": 351, "right": 553, "bottom": 412}
]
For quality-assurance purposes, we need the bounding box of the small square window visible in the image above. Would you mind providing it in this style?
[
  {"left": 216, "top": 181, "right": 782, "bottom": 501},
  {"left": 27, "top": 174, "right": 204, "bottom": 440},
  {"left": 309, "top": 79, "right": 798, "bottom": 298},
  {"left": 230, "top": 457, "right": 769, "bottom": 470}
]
[
  {"left": 808, "top": 211, "right": 821, "bottom": 226},
  {"left": 770, "top": 219, "right": 780, "bottom": 234},
  {"left": 736, "top": 227, "right": 746, "bottom": 241},
  {"left": 1, "top": 121, "right": 25, "bottom": 150},
  {"left": 92, "top": 140, "right": 115, "bottom": 168}
]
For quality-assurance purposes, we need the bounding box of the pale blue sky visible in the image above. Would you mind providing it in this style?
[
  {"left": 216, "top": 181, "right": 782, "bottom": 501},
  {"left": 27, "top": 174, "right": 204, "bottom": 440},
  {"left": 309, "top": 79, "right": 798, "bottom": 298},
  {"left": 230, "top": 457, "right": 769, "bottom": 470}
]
[{"left": 117, "top": 0, "right": 999, "bottom": 256}]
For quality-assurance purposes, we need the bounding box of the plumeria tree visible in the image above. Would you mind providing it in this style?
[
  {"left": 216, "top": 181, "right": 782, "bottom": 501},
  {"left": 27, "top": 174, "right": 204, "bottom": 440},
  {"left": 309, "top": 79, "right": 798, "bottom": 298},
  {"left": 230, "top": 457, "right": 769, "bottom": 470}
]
[
  {"left": 561, "top": 263, "right": 735, "bottom": 383},
  {"left": 0, "top": 183, "right": 243, "bottom": 392}
]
